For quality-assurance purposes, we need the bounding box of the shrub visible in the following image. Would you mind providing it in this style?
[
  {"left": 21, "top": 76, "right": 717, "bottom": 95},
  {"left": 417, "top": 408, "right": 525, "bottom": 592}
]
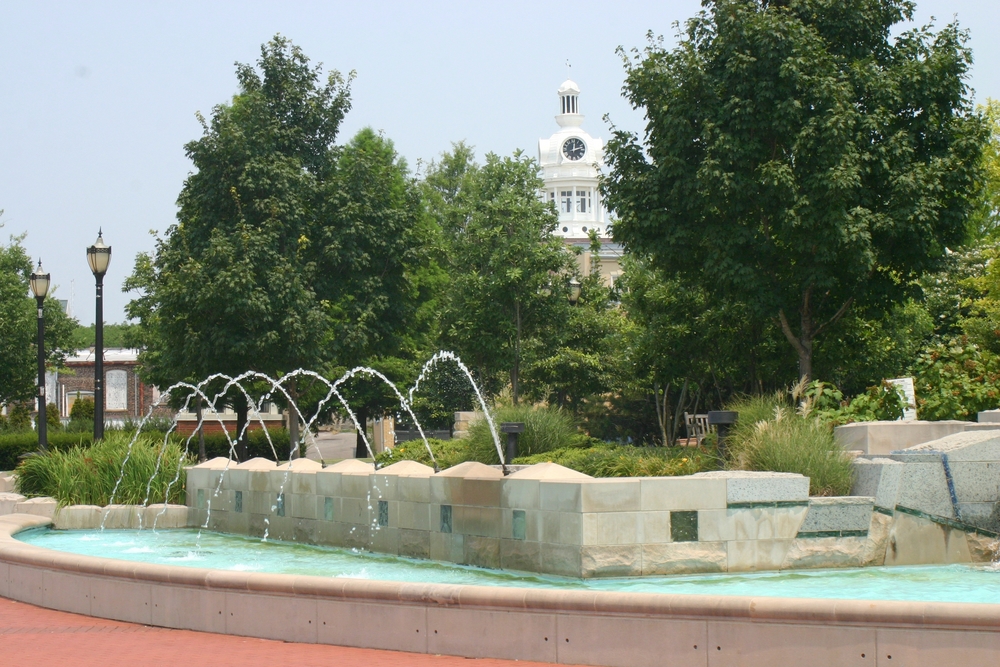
[
  {"left": 513, "top": 442, "right": 718, "bottom": 477},
  {"left": 6, "top": 403, "right": 31, "bottom": 432},
  {"left": 0, "top": 432, "right": 95, "bottom": 472},
  {"left": 374, "top": 438, "right": 469, "bottom": 469},
  {"left": 15, "top": 431, "right": 192, "bottom": 506},
  {"left": 837, "top": 382, "right": 905, "bottom": 423},
  {"left": 34, "top": 403, "right": 62, "bottom": 433},
  {"left": 804, "top": 380, "right": 906, "bottom": 425},
  {"left": 122, "top": 415, "right": 177, "bottom": 433},
  {"left": 197, "top": 428, "right": 301, "bottom": 461},
  {"left": 70, "top": 396, "right": 95, "bottom": 422},
  {"left": 65, "top": 419, "right": 94, "bottom": 433},
  {"left": 724, "top": 399, "right": 854, "bottom": 496},
  {"left": 464, "top": 405, "right": 578, "bottom": 464},
  {"left": 911, "top": 337, "right": 1000, "bottom": 420}
]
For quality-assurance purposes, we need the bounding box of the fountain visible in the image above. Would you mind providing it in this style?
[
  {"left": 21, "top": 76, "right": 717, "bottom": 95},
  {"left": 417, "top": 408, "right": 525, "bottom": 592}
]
[{"left": 2, "top": 352, "right": 1000, "bottom": 665}]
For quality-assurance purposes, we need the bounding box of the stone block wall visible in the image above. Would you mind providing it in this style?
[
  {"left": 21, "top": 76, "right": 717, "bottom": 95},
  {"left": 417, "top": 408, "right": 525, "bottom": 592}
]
[{"left": 187, "top": 459, "right": 933, "bottom": 577}]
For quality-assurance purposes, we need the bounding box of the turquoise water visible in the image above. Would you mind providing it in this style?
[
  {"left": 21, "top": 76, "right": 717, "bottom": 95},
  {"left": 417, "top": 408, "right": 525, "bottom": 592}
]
[{"left": 16, "top": 527, "right": 1000, "bottom": 604}]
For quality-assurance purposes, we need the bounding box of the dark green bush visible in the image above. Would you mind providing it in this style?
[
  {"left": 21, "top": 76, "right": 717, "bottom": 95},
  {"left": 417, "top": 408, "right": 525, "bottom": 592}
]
[
  {"left": 374, "top": 438, "right": 475, "bottom": 469},
  {"left": 0, "top": 432, "right": 95, "bottom": 471},
  {"left": 513, "top": 443, "right": 718, "bottom": 477},
  {"left": 70, "top": 396, "right": 95, "bottom": 422},
  {"left": 7, "top": 404, "right": 31, "bottom": 432},
  {"left": 196, "top": 428, "right": 300, "bottom": 461},
  {"left": 16, "top": 431, "right": 192, "bottom": 506},
  {"left": 33, "top": 403, "right": 62, "bottom": 433}
]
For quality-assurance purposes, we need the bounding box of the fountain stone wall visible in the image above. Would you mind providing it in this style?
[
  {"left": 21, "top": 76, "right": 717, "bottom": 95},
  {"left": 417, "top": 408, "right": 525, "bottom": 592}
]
[{"left": 183, "top": 449, "right": 998, "bottom": 578}]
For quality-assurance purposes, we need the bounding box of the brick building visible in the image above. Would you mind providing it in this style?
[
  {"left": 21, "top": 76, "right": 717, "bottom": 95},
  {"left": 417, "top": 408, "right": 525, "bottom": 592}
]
[
  {"left": 46, "top": 349, "right": 290, "bottom": 434},
  {"left": 48, "top": 348, "right": 168, "bottom": 423}
]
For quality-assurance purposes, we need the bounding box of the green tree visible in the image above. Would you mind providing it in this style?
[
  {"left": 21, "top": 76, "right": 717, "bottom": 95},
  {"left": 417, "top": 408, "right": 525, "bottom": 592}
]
[
  {"left": 523, "top": 234, "right": 628, "bottom": 411},
  {"left": 614, "top": 255, "right": 790, "bottom": 444},
  {"left": 968, "top": 99, "right": 1000, "bottom": 241},
  {"left": 127, "top": 36, "right": 433, "bottom": 457},
  {"left": 436, "top": 150, "right": 577, "bottom": 403},
  {"left": 0, "top": 230, "right": 76, "bottom": 406},
  {"left": 70, "top": 322, "right": 135, "bottom": 350},
  {"left": 604, "top": 0, "right": 986, "bottom": 381}
]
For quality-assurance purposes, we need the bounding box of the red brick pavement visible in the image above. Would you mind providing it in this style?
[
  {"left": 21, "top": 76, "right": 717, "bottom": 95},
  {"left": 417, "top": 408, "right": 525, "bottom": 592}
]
[{"left": 0, "top": 596, "right": 573, "bottom": 667}]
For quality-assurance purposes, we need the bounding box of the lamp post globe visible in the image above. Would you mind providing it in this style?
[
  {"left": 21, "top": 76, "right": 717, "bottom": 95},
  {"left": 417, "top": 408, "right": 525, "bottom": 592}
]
[
  {"left": 29, "top": 260, "right": 51, "bottom": 452},
  {"left": 568, "top": 278, "right": 582, "bottom": 306},
  {"left": 87, "top": 230, "right": 111, "bottom": 440}
]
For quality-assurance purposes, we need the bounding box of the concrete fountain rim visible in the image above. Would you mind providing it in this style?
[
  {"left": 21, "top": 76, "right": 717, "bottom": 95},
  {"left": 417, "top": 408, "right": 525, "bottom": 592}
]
[{"left": 2, "top": 513, "right": 1000, "bottom": 631}]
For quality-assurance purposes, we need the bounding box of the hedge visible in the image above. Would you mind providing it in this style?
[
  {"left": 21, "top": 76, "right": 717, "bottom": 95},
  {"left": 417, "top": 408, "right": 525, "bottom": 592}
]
[
  {"left": 0, "top": 427, "right": 302, "bottom": 474},
  {"left": 0, "top": 432, "right": 95, "bottom": 472},
  {"left": 193, "top": 428, "right": 302, "bottom": 461}
]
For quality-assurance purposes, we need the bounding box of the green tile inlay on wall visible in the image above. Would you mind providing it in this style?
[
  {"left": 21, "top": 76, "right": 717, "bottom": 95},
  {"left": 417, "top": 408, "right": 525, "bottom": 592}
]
[
  {"left": 671, "top": 510, "right": 698, "bottom": 542},
  {"left": 234, "top": 490, "right": 243, "bottom": 514},
  {"left": 324, "top": 496, "right": 334, "bottom": 521},
  {"left": 196, "top": 488, "right": 205, "bottom": 510},
  {"left": 797, "top": 529, "right": 869, "bottom": 539},
  {"left": 440, "top": 505, "right": 452, "bottom": 533},
  {"left": 512, "top": 510, "right": 526, "bottom": 540},
  {"left": 276, "top": 493, "right": 285, "bottom": 517},
  {"left": 727, "top": 501, "right": 809, "bottom": 510},
  {"left": 378, "top": 500, "right": 388, "bottom": 527}
]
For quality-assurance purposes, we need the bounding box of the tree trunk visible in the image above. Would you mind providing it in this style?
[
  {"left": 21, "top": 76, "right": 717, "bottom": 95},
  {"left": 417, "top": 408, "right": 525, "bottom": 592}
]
[
  {"left": 653, "top": 381, "right": 670, "bottom": 447},
  {"left": 354, "top": 405, "right": 370, "bottom": 459},
  {"left": 779, "top": 289, "right": 853, "bottom": 382},
  {"left": 670, "top": 379, "right": 689, "bottom": 447},
  {"left": 287, "top": 378, "right": 300, "bottom": 460},
  {"left": 196, "top": 397, "right": 206, "bottom": 463},
  {"left": 234, "top": 399, "right": 249, "bottom": 462}
]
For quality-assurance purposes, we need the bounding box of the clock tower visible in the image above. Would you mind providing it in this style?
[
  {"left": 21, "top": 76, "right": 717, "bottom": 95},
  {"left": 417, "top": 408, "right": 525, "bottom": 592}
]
[{"left": 538, "top": 80, "right": 620, "bottom": 282}]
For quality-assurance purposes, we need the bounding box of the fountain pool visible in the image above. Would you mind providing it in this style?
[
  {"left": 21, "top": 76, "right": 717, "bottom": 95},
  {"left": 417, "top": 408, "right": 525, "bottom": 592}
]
[
  {"left": 16, "top": 527, "right": 1000, "bottom": 604},
  {"left": 3, "top": 514, "right": 1000, "bottom": 666}
]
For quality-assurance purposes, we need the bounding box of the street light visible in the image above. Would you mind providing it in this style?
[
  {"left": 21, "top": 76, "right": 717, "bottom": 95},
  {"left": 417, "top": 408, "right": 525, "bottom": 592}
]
[
  {"left": 568, "top": 278, "right": 582, "bottom": 306},
  {"left": 29, "top": 260, "right": 50, "bottom": 452},
  {"left": 87, "top": 230, "right": 111, "bottom": 440}
]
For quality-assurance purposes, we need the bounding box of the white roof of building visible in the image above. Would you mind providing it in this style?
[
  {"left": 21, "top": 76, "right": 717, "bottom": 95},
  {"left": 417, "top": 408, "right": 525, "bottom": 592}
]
[
  {"left": 558, "top": 79, "right": 580, "bottom": 94},
  {"left": 65, "top": 348, "right": 139, "bottom": 363}
]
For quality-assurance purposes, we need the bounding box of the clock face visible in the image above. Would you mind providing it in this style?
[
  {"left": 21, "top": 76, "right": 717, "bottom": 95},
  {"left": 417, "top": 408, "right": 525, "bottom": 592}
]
[{"left": 562, "top": 137, "right": 586, "bottom": 161}]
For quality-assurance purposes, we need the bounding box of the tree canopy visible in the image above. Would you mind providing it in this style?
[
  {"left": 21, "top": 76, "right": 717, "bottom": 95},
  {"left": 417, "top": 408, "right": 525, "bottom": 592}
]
[
  {"left": 429, "top": 148, "right": 578, "bottom": 403},
  {"left": 0, "top": 229, "right": 76, "bottom": 405},
  {"left": 604, "top": 0, "right": 986, "bottom": 380},
  {"left": 126, "top": 36, "right": 436, "bottom": 453}
]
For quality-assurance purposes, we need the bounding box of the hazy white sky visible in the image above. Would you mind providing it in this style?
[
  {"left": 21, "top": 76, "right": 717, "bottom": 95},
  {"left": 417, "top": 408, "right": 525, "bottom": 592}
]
[{"left": 2, "top": 0, "right": 997, "bottom": 324}]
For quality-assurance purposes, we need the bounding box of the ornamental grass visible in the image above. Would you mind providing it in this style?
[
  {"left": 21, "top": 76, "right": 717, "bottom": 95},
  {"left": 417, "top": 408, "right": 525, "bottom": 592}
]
[
  {"left": 724, "top": 394, "right": 854, "bottom": 496},
  {"left": 15, "top": 431, "right": 192, "bottom": 506}
]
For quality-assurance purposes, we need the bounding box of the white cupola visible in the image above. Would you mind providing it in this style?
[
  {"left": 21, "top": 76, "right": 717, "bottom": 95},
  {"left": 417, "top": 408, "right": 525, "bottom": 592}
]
[
  {"left": 538, "top": 79, "right": 605, "bottom": 239},
  {"left": 556, "top": 79, "right": 583, "bottom": 125}
]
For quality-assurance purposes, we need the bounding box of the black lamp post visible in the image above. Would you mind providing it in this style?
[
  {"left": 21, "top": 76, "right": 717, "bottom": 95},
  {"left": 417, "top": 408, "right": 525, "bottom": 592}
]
[
  {"left": 29, "top": 260, "right": 51, "bottom": 452},
  {"left": 87, "top": 230, "right": 111, "bottom": 440},
  {"left": 568, "top": 278, "right": 582, "bottom": 306}
]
